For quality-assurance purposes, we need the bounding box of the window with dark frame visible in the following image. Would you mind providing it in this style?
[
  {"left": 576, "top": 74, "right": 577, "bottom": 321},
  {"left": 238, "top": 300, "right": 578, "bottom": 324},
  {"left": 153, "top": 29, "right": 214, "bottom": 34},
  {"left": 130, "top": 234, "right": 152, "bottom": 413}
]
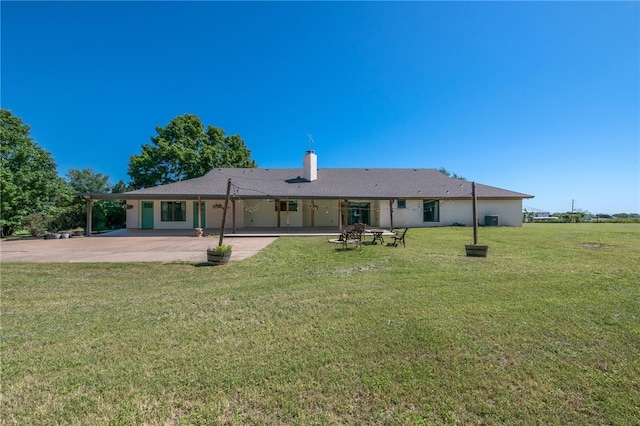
[
  {"left": 397, "top": 199, "right": 406, "bottom": 209},
  {"left": 275, "top": 200, "right": 298, "bottom": 212},
  {"left": 161, "top": 201, "right": 186, "bottom": 222},
  {"left": 423, "top": 200, "right": 440, "bottom": 222}
]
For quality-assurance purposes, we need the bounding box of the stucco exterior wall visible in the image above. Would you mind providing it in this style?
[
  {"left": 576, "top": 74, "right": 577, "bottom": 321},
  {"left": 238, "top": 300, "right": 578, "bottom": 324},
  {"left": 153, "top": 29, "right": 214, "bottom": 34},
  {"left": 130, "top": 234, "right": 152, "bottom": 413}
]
[
  {"left": 125, "top": 197, "right": 524, "bottom": 229},
  {"left": 126, "top": 199, "right": 240, "bottom": 230},
  {"left": 301, "top": 200, "right": 341, "bottom": 227},
  {"left": 441, "top": 199, "right": 523, "bottom": 227},
  {"left": 243, "top": 199, "right": 276, "bottom": 227},
  {"left": 377, "top": 198, "right": 524, "bottom": 228},
  {"left": 377, "top": 199, "right": 431, "bottom": 228},
  {"left": 126, "top": 201, "right": 139, "bottom": 229},
  {"left": 208, "top": 199, "right": 239, "bottom": 231},
  {"left": 477, "top": 199, "right": 524, "bottom": 227},
  {"left": 243, "top": 199, "right": 304, "bottom": 228}
]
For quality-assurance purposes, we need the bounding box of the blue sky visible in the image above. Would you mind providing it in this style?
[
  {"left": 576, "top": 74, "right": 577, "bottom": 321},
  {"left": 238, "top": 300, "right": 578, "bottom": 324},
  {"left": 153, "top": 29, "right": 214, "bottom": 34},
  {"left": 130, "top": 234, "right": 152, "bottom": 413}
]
[{"left": 2, "top": 1, "right": 638, "bottom": 214}]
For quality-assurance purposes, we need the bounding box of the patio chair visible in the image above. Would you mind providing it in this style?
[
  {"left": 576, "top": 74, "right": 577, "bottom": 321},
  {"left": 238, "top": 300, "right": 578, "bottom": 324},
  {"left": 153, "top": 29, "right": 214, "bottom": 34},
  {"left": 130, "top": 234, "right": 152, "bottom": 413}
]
[
  {"left": 353, "top": 223, "right": 366, "bottom": 233},
  {"left": 345, "top": 229, "right": 363, "bottom": 249},
  {"left": 328, "top": 230, "right": 362, "bottom": 249},
  {"left": 328, "top": 230, "right": 346, "bottom": 245},
  {"left": 390, "top": 228, "right": 408, "bottom": 247}
]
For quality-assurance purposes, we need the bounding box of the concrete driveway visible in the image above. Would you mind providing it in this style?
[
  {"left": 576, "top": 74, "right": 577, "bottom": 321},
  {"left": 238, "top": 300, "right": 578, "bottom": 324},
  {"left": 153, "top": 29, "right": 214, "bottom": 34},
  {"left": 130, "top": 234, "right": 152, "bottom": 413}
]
[{"left": 0, "top": 232, "right": 277, "bottom": 263}]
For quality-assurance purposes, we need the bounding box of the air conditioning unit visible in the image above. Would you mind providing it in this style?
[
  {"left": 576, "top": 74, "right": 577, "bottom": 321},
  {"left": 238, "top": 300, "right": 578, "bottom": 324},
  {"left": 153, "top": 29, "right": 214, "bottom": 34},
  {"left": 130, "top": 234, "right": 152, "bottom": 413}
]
[{"left": 485, "top": 215, "right": 499, "bottom": 226}]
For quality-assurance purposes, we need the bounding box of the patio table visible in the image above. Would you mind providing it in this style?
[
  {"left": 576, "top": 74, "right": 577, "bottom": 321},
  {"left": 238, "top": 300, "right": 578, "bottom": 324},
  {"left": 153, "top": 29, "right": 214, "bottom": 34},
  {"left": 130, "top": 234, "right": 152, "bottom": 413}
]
[{"left": 366, "top": 229, "right": 386, "bottom": 245}]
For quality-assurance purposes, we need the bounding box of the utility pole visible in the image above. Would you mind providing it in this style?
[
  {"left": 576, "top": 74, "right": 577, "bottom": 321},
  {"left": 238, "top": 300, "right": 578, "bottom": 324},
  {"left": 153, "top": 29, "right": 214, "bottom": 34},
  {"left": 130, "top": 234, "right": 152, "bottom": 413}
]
[{"left": 571, "top": 199, "right": 575, "bottom": 213}]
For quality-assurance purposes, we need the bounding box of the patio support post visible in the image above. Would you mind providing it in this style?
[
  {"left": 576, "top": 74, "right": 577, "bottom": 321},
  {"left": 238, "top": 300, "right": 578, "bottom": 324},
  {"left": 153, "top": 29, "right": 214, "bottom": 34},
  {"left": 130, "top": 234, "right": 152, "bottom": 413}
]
[
  {"left": 232, "top": 197, "right": 236, "bottom": 233},
  {"left": 338, "top": 200, "right": 343, "bottom": 231},
  {"left": 86, "top": 196, "right": 92, "bottom": 237},
  {"left": 389, "top": 199, "right": 394, "bottom": 230},
  {"left": 197, "top": 196, "right": 202, "bottom": 229},
  {"left": 276, "top": 199, "right": 281, "bottom": 228},
  {"left": 311, "top": 199, "right": 315, "bottom": 228},
  {"left": 285, "top": 198, "right": 290, "bottom": 232},
  {"left": 345, "top": 201, "right": 350, "bottom": 228}
]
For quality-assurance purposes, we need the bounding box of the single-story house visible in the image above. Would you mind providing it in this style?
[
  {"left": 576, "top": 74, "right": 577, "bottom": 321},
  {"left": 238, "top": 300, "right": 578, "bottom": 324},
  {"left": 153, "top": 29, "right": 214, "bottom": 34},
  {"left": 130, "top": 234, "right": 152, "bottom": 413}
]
[
  {"left": 524, "top": 206, "right": 552, "bottom": 218},
  {"left": 83, "top": 151, "right": 533, "bottom": 233},
  {"left": 523, "top": 206, "right": 558, "bottom": 221}
]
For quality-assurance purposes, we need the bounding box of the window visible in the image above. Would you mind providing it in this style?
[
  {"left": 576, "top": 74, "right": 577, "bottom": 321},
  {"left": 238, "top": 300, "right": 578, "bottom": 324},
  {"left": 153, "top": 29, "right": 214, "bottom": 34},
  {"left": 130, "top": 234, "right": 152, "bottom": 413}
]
[
  {"left": 423, "top": 200, "right": 439, "bottom": 222},
  {"left": 275, "top": 200, "right": 298, "bottom": 212},
  {"left": 341, "top": 202, "right": 370, "bottom": 225},
  {"left": 397, "top": 199, "right": 406, "bottom": 209},
  {"left": 161, "top": 201, "right": 186, "bottom": 222}
]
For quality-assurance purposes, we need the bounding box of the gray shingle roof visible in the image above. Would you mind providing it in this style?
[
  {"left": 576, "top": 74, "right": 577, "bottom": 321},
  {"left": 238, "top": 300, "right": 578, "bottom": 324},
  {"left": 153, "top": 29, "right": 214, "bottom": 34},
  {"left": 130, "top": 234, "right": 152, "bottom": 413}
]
[{"left": 122, "top": 168, "right": 533, "bottom": 200}]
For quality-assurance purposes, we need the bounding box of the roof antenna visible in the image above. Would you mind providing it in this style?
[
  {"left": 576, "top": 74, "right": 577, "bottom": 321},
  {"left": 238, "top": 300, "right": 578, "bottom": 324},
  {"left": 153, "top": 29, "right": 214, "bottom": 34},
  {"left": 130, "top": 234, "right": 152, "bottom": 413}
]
[{"left": 307, "top": 134, "right": 314, "bottom": 152}]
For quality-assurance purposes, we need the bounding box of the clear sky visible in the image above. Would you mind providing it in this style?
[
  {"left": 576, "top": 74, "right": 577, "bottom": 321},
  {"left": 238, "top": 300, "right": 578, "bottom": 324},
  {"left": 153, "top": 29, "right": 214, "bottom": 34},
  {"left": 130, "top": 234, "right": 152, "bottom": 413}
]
[{"left": 2, "top": 1, "right": 638, "bottom": 214}]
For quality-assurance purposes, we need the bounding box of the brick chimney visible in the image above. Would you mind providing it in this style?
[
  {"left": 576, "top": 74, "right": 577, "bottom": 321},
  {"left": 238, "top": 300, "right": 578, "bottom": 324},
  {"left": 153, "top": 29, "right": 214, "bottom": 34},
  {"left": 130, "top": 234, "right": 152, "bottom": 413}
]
[{"left": 303, "top": 150, "right": 317, "bottom": 182}]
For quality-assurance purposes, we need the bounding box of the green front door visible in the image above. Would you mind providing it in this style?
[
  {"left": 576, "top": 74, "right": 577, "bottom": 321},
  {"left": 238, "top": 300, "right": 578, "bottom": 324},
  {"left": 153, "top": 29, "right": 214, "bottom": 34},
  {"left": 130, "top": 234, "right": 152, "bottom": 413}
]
[
  {"left": 141, "top": 201, "right": 154, "bottom": 229},
  {"left": 193, "top": 201, "right": 206, "bottom": 228}
]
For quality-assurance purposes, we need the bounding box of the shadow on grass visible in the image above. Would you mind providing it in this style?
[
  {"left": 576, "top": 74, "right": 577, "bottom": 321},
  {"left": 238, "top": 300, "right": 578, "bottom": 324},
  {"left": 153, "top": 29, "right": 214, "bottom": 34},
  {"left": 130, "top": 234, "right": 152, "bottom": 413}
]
[{"left": 193, "top": 261, "right": 235, "bottom": 267}]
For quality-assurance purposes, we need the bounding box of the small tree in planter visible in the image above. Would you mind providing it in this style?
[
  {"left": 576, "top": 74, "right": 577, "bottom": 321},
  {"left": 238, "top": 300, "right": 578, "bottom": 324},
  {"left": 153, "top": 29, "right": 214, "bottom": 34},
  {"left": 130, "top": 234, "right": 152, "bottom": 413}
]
[
  {"left": 207, "top": 244, "right": 232, "bottom": 265},
  {"left": 207, "top": 177, "right": 234, "bottom": 265}
]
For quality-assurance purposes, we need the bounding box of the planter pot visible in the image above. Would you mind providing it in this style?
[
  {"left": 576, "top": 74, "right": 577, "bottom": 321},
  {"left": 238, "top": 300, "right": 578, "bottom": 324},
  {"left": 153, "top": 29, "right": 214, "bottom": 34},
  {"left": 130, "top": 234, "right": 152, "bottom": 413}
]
[
  {"left": 73, "top": 231, "right": 84, "bottom": 237},
  {"left": 194, "top": 229, "right": 204, "bottom": 237},
  {"left": 465, "top": 245, "right": 489, "bottom": 257},
  {"left": 60, "top": 232, "right": 70, "bottom": 239},
  {"left": 207, "top": 249, "right": 232, "bottom": 265},
  {"left": 44, "top": 233, "right": 59, "bottom": 240}
]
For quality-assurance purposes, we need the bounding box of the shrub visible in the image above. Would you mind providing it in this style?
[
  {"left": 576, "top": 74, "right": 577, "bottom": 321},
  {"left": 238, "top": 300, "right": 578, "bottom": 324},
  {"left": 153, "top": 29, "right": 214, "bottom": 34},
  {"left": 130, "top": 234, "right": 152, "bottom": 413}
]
[{"left": 22, "top": 213, "right": 48, "bottom": 237}]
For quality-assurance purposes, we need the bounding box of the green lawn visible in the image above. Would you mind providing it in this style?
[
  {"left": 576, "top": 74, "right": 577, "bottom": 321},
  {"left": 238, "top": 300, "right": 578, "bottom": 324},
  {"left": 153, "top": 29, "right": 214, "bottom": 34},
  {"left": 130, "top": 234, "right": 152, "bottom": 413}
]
[{"left": 2, "top": 224, "right": 639, "bottom": 425}]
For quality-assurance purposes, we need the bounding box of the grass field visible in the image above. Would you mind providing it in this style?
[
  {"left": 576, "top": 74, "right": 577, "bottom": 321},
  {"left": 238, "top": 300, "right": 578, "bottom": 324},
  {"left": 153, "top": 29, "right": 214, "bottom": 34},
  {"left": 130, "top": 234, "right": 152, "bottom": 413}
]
[{"left": 2, "top": 224, "right": 639, "bottom": 425}]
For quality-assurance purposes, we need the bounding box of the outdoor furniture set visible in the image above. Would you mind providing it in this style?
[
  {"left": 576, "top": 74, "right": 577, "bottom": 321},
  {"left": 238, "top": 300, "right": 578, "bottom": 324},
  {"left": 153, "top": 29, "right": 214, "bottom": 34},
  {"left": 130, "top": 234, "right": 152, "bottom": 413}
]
[{"left": 328, "top": 224, "right": 408, "bottom": 249}]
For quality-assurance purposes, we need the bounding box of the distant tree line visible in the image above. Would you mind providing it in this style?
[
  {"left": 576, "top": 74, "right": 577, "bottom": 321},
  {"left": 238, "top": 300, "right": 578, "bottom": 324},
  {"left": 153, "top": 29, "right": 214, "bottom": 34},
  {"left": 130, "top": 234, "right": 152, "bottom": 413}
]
[
  {"left": 0, "top": 110, "right": 257, "bottom": 237},
  {"left": 552, "top": 212, "right": 639, "bottom": 223},
  {"left": 524, "top": 210, "right": 640, "bottom": 224}
]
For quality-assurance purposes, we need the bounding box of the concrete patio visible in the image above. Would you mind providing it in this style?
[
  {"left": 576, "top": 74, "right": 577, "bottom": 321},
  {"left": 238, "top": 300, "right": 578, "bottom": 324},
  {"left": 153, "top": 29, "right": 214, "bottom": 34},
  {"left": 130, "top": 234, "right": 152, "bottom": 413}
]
[
  {"left": 0, "top": 227, "right": 392, "bottom": 263},
  {"left": 0, "top": 229, "right": 282, "bottom": 263}
]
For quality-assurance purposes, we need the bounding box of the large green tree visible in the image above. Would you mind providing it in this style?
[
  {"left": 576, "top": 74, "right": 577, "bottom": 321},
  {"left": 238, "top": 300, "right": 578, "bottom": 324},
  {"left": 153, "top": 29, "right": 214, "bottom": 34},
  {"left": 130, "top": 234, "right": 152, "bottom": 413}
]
[
  {"left": 0, "top": 109, "right": 70, "bottom": 236},
  {"left": 128, "top": 114, "right": 257, "bottom": 189},
  {"left": 64, "top": 168, "right": 128, "bottom": 232},
  {"left": 66, "top": 168, "right": 111, "bottom": 194}
]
